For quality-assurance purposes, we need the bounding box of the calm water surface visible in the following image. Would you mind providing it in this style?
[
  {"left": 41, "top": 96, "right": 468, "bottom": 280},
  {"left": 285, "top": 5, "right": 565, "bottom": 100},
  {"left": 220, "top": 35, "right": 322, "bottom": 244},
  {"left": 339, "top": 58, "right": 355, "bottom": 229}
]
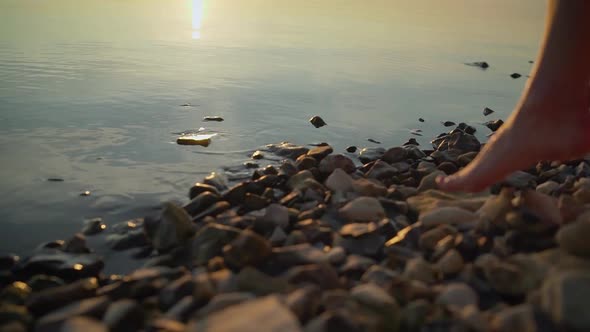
[{"left": 0, "top": 0, "right": 544, "bottom": 253}]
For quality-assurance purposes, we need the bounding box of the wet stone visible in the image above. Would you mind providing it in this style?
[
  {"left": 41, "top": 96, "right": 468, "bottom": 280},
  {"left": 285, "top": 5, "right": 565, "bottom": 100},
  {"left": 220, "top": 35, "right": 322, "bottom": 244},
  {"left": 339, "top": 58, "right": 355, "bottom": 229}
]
[
  {"left": 191, "top": 224, "right": 241, "bottom": 266},
  {"left": 188, "top": 183, "right": 220, "bottom": 200},
  {"left": 307, "top": 145, "right": 333, "bottom": 161},
  {"left": 285, "top": 285, "right": 321, "bottom": 323},
  {"left": 159, "top": 274, "right": 196, "bottom": 310},
  {"left": 35, "top": 296, "right": 110, "bottom": 331},
  {"left": 251, "top": 150, "right": 264, "bottom": 160},
  {"left": 358, "top": 147, "right": 385, "bottom": 164},
  {"left": 485, "top": 119, "right": 504, "bottom": 132},
  {"left": 82, "top": 218, "right": 106, "bottom": 236},
  {"left": 267, "top": 142, "right": 309, "bottom": 160},
  {"left": 510, "top": 73, "right": 522, "bottom": 79},
  {"left": 272, "top": 244, "right": 330, "bottom": 267},
  {"left": 203, "top": 116, "right": 224, "bottom": 122},
  {"left": 436, "top": 283, "right": 478, "bottom": 310},
  {"left": 442, "top": 121, "right": 456, "bottom": 127},
  {"left": 309, "top": 116, "right": 327, "bottom": 128},
  {"left": 346, "top": 146, "right": 357, "bottom": 153},
  {"left": 540, "top": 271, "right": 590, "bottom": 331},
  {"left": 63, "top": 233, "right": 89, "bottom": 254},
  {"left": 483, "top": 107, "right": 494, "bottom": 116},
  {"left": 285, "top": 264, "right": 340, "bottom": 289},
  {"left": 318, "top": 154, "right": 355, "bottom": 174},
  {"left": 185, "top": 191, "right": 220, "bottom": 216},
  {"left": 15, "top": 251, "right": 104, "bottom": 282},
  {"left": 339, "top": 196, "right": 385, "bottom": 222}
]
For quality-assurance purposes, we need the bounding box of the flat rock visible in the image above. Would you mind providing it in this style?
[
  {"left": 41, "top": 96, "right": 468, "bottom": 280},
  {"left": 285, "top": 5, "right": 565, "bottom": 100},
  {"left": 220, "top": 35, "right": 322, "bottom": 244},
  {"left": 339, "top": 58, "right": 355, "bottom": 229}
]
[
  {"left": 309, "top": 116, "right": 327, "bottom": 128},
  {"left": 339, "top": 197, "right": 385, "bottom": 222},
  {"left": 325, "top": 168, "right": 354, "bottom": 192},
  {"left": 188, "top": 295, "right": 302, "bottom": 332}
]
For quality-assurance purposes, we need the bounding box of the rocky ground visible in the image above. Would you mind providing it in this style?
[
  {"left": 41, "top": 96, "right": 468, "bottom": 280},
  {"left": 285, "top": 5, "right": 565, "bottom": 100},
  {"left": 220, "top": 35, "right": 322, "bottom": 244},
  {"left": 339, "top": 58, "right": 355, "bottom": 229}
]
[{"left": 2, "top": 123, "right": 590, "bottom": 332}]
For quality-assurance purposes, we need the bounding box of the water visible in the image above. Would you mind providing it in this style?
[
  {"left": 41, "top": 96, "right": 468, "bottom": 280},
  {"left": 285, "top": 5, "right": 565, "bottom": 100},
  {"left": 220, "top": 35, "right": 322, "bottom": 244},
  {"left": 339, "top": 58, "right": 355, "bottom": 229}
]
[{"left": 0, "top": 0, "right": 544, "bottom": 253}]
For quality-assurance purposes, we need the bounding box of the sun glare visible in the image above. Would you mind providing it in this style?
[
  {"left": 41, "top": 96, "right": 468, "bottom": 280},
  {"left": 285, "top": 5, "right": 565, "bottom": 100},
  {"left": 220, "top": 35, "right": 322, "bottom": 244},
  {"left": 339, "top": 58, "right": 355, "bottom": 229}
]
[{"left": 192, "top": 0, "right": 204, "bottom": 39}]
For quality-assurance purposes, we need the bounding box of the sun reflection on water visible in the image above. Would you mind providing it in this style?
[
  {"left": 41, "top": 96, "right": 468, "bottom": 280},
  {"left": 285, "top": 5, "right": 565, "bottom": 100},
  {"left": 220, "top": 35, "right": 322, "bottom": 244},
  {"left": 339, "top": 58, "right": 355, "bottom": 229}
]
[{"left": 192, "top": 0, "right": 204, "bottom": 39}]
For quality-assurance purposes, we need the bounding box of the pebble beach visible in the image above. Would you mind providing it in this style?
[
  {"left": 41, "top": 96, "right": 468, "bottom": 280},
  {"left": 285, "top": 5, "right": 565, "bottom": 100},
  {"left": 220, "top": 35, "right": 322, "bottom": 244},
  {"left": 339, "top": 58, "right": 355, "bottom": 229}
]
[{"left": 2, "top": 117, "right": 590, "bottom": 332}]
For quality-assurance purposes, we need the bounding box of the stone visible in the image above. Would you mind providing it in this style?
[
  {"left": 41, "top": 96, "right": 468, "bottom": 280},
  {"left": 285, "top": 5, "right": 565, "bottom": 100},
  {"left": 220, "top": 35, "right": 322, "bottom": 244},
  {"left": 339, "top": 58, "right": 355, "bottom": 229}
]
[
  {"left": 82, "top": 218, "right": 106, "bottom": 236},
  {"left": 203, "top": 172, "right": 228, "bottom": 191},
  {"left": 350, "top": 283, "right": 400, "bottom": 330},
  {"left": 447, "top": 132, "right": 480, "bottom": 152},
  {"left": 382, "top": 147, "right": 407, "bottom": 164},
  {"left": 483, "top": 107, "right": 494, "bottom": 116},
  {"left": 366, "top": 160, "right": 398, "bottom": 179},
  {"left": 335, "top": 223, "right": 384, "bottom": 257},
  {"left": 285, "top": 286, "right": 321, "bottom": 323},
  {"left": 251, "top": 150, "right": 264, "bottom": 159},
  {"left": 60, "top": 317, "right": 108, "bottom": 332},
  {"left": 303, "top": 310, "right": 361, "bottom": 332},
  {"left": 325, "top": 168, "right": 354, "bottom": 192},
  {"left": 436, "top": 283, "right": 478, "bottom": 310},
  {"left": 203, "top": 116, "right": 224, "bottom": 122},
  {"left": 159, "top": 275, "right": 196, "bottom": 310},
  {"left": 148, "top": 319, "right": 186, "bottom": 332},
  {"left": 285, "top": 264, "right": 340, "bottom": 289},
  {"left": 352, "top": 178, "right": 388, "bottom": 197},
  {"left": 418, "top": 225, "right": 456, "bottom": 251},
  {"left": 176, "top": 135, "right": 213, "bottom": 146},
  {"left": 540, "top": 271, "right": 590, "bottom": 331},
  {"left": 435, "top": 249, "right": 464, "bottom": 276},
  {"left": 510, "top": 73, "right": 522, "bottom": 78},
  {"left": 556, "top": 212, "right": 590, "bottom": 257},
  {"left": 326, "top": 246, "right": 347, "bottom": 265},
  {"left": 263, "top": 204, "right": 290, "bottom": 229},
  {"left": 361, "top": 265, "right": 399, "bottom": 289},
  {"left": 267, "top": 142, "right": 309, "bottom": 160},
  {"left": 358, "top": 147, "right": 385, "bottom": 164},
  {"left": 165, "top": 296, "right": 197, "bottom": 322},
  {"left": 403, "top": 257, "right": 436, "bottom": 284},
  {"left": 465, "top": 61, "right": 489, "bottom": 69},
  {"left": 185, "top": 191, "right": 220, "bottom": 216},
  {"left": 536, "top": 181, "right": 559, "bottom": 195},
  {"left": 196, "top": 292, "right": 256, "bottom": 317},
  {"left": 368, "top": 138, "right": 381, "bottom": 144},
  {"left": 346, "top": 146, "right": 357, "bottom": 153},
  {"left": 192, "top": 201, "right": 231, "bottom": 221},
  {"left": 420, "top": 206, "right": 478, "bottom": 228},
  {"left": 15, "top": 251, "right": 103, "bottom": 282},
  {"left": 63, "top": 233, "right": 89, "bottom": 254},
  {"left": 307, "top": 145, "right": 333, "bottom": 161},
  {"left": 457, "top": 151, "right": 478, "bottom": 166},
  {"left": 269, "top": 227, "right": 288, "bottom": 246},
  {"left": 188, "top": 296, "right": 302, "bottom": 332},
  {"left": 103, "top": 299, "right": 143, "bottom": 332},
  {"left": 438, "top": 161, "right": 458, "bottom": 175},
  {"left": 223, "top": 230, "right": 272, "bottom": 268},
  {"left": 339, "top": 197, "right": 385, "bottom": 222},
  {"left": 442, "top": 121, "right": 456, "bottom": 127},
  {"left": 272, "top": 244, "right": 330, "bottom": 267},
  {"left": 485, "top": 119, "right": 504, "bottom": 132},
  {"left": 188, "top": 183, "right": 220, "bottom": 200},
  {"left": 191, "top": 224, "right": 241, "bottom": 266},
  {"left": 287, "top": 170, "right": 314, "bottom": 191},
  {"left": 417, "top": 170, "right": 445, "bottom": 192},
  {"left": 521, "top": 190, "right": 562, "bottom": 225},
  {"left": 309, "top": 116, "right": 327, "bottom": 128},
  {"left": 491, "top": 304, "right": 537, "bottom": 332},
  {"left": 145, "top": 202, "right": 195, "bottom": 251},
  {"left": 399, "top": 299, "right": 430, "bottom": 332},
  {"left": 296, "top": 156, "right": 317, "bottom": 170},
  {"left": 319, "top": 154, "right": 355, "bottom": 174},
  {"left": 35, "top": 296, "right": 110, "bottom": 331},
  {"left": 235, "top": 267, "right": 290, "bottom": 296}
]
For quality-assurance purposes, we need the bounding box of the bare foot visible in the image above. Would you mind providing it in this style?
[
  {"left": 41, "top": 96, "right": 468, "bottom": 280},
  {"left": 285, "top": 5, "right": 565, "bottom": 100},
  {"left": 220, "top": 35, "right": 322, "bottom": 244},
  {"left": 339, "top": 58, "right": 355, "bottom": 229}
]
[{"left": 436, "top": 99, "right": 590, "bottom": 192}]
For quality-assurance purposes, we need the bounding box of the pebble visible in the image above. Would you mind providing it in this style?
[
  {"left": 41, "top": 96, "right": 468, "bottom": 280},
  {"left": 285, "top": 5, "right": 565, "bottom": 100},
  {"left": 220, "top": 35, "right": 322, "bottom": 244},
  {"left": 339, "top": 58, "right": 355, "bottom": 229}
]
[
  {"left": 485, "top": 119, "right": 504, "bottom": 132},
  {"left": 345, "top": 146, "right": 357, "bottom": 153},
  {"left": 188, "top": 296, "right": 303, "bottom": 332},
  {"left": 251, "top": 150, "right": 264, "bottom": 160},
  {"left": 436, "top": 283, "right": 478, "bottom": 310},
  {"left": 81, "top": 218, "right": 106, "bottom": 236},
  {"left": 483, "top": 107, "right": 494, "bottom": 116},
  {"left": 556, "top": 212, "right": 590, "bottom": 257},
  {"left": 442, "top": 121, "right": 456, "bottom": 127},
  {"left": 309, "top": 116, "right": 327, "bottom": 128},
  {"left": 510, "top": 73, "right": 522, "bottom": 79},
  {"left": 540, "top": 271, "right": 590, "bottom": 331},
  {"left": 420, "top": 206, "right": 478, "bottom": 227},
  {"left": 203, "top": 116, "right": 224, "bottom": 122},
  {"left": 318, "top": 154, "right": 355, "bottom": 174},
  {"left": 339, "top": 196, "right": 386, "bottom": 222}
]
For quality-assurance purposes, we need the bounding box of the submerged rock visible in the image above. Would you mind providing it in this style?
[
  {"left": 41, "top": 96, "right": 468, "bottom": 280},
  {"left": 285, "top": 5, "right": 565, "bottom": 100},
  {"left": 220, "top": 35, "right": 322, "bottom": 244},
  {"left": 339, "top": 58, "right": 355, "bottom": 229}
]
[
  {"left": 203, "top": 116, "right": 224, "bottom": 122},
  {"left": 465, "top": 61, "right": 489, "bottom": 69},
  {"left": 483, "top": 107, "right": 495, "bottom": 116},
  {"left": 144, "top": 202, "right": 195, "bottom": 251}
]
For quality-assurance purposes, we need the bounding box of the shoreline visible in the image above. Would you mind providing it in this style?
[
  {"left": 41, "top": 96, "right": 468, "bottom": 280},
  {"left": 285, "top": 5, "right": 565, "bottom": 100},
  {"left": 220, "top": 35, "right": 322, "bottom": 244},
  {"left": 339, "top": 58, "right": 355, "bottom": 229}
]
[{"left": 2, "top": 125, "right": 590, "bottom": 332}]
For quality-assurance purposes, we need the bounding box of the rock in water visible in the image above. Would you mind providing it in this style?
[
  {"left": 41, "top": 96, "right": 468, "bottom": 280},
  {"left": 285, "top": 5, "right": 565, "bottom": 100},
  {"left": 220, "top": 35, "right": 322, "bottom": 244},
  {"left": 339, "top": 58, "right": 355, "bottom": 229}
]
[
  {"left": 442, "top": 121, "right": 456, "bottom": 127},
  {"left": 251, "top": 151, "right": 264, "bottom": 160},
  {"left": 346, "top": 146, "right": 357, "bottom": 153},
  {"left": 188, "top": 296, "right": 303, "bottom": 332},
  {"left": 419, "top": 118, "right": 425, "bottom": 122},
  {"left": 176, "top": 133, "right": 217, "bottom": 146},
  {"left": 465, "top": 61, "right": 489, "bottom": 69},
  {"left": 309, "top": 116, "right": 327, "bottom": 128},
  {"left": 203, "top": 116, "right": 224, "bottom": 122},
  {"left": 485, "top": 119, "right": 504, "bottom": 132},
  {"left": 483, "top": 107, "right": 494, "bottom": 116},
  {"left": 510, "top": 73, "right": 522, "bottom": 79}
]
